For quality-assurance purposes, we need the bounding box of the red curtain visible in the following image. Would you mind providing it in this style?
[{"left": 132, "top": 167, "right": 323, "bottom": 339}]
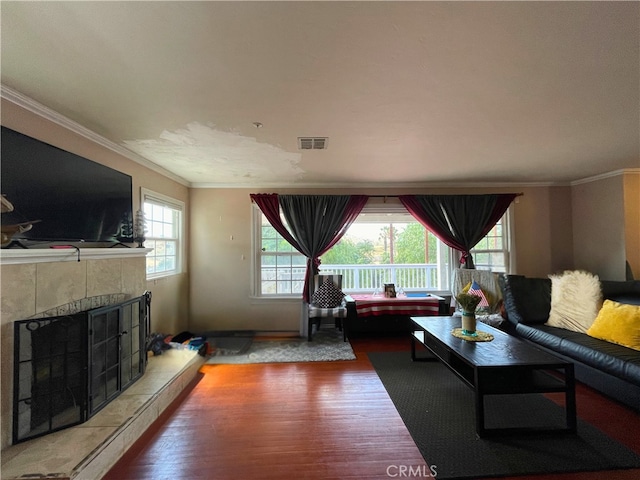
[
  {"left": 399, "top": 194, "right": 518, "bottom": 268},
  {"left": 250, "top": 193, "right": 302, "bottom": 251},
  {"left": 251, "top": 193, "right": 368, "bottom": 301}
]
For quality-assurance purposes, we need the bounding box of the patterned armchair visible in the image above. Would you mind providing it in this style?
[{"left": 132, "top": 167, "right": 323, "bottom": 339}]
[{"left": 307, "top": 274, "right": 347, "bottom": 341}]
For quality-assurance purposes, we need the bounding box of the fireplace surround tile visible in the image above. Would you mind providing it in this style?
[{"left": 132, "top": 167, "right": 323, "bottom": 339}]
[
  {"left": 122, "top": 256, "right": 147, "bottom": 294},
  {"left": 87, "top": 259, "right": 123, "bottom": 297},
  {"left": 0, "top": 263, "right": 37, "bottom": 320},
  {"left": 35, "top": 261, "right": 86, "bottom": 312},
  {"left": 1, "top": 248, "right": 153, "bottom": 451},
  {"left": 29, "top": 293, "right": 128, "bottom": 319}
]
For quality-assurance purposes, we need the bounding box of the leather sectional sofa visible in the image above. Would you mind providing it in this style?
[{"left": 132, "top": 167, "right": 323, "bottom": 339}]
[{"left": 499, "top": 274, "right": 640, "bottom": 410}]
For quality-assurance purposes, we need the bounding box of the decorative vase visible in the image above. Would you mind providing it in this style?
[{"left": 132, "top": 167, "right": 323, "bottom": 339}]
[{"left": 461, "top": 310, "right": 477, "bottom": 335}]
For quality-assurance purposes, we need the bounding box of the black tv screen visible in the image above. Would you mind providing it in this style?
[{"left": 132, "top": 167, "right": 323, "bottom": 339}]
[{"left": 1, "top": 126, "right": 134, "bottom": 245}]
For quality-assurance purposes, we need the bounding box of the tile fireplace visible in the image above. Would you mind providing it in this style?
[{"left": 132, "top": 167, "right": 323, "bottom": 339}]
[
  {"left": 13, "top": 292, "right": 150, "bottom": 443},
  {"left": 0, "top": 247, "right": 151, "bottom": 450}
]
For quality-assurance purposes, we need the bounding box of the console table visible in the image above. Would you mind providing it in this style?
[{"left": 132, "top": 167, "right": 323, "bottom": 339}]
[
  {"left": 411, "top": 316, "right": 577, "bottom": 437},
  {"left": 345, "top": 294, "right": 445, "bottom": 338}
]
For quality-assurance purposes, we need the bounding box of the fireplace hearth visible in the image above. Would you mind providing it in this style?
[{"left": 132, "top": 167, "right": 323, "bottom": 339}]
[{"left": 13, "top": 292, "right": 150, "bottom": 443}]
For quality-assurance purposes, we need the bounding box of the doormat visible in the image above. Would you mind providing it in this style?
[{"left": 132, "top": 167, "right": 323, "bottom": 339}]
[{"left": 201, "top": 331, "right": 255, "bottom": 356}]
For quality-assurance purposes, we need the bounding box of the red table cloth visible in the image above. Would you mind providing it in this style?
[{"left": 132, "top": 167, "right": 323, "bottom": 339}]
[{"left": 350, "top": 294, "right": 441, "bottom": 317}]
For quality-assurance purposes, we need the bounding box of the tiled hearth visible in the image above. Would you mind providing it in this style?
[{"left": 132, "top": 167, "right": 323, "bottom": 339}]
[
  {"left": 1, "top": 348, "right": 204, "bottom": 480},
  {"left": 0, "top": 248, "right": 202, "bottom": 479}
]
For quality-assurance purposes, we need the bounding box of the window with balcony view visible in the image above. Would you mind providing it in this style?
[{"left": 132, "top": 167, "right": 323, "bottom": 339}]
[{"left": 254, "top": 202, "right": 511, "bottom": 297}]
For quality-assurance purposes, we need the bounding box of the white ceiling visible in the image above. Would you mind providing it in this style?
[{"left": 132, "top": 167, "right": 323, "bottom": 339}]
[{"left": 1, "top": 1, "right": 639, "bottom": 188}]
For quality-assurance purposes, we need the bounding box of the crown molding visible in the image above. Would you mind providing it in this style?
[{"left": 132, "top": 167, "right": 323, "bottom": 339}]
[
  {"left": 1, "top": 84, "right": 190, "bottom": 187},
  {"left": 570, "top": 168, "right": 640, "bottom": 186},
  {"left": 190, "top": 180, "right": 567, "bottom": 189}
]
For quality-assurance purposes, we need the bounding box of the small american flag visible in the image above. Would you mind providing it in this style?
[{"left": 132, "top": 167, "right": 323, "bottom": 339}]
[{"left": 467, "top": 280, "right": 490, "bottom": 308}]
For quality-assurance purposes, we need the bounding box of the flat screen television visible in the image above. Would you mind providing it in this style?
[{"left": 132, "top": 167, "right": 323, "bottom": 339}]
[{"left": 1, "top": 126, "right": 134, "bottom": 245}]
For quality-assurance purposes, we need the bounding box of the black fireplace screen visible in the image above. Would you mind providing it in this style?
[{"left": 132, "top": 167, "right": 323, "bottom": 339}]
[{"left": 13, "top": 293, "right": 150, "bottom": 444}]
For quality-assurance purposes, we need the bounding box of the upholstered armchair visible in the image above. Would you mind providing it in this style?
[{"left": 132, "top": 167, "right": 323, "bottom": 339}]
[
  {"left": 451, "top": 268, "right": 505, "bottom": 327},
  {"left": 453, "top": 268, "right": 503, "bottom": 307},
  {"left": 307, "top": 274, "right": 347, "bottom": 341}
]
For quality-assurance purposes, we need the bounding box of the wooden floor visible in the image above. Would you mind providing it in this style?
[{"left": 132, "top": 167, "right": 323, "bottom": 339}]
[{"left": 104, "top": 334, "right": 640, "bottom": 480}]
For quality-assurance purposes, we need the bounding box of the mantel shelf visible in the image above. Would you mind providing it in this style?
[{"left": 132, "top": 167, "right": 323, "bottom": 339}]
[{"left": 0, "top": 247, "right": 152, "bottom": 265}]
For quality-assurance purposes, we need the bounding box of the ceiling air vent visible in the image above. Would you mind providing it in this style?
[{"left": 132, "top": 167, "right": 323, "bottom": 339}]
[{"left": 298, "top": 137, "right": 328, "bottom": 150}]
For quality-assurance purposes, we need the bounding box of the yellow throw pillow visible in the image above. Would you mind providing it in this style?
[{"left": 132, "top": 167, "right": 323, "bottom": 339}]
[{"left": 587, "top": 300, "right": 640, "bottom": 351}]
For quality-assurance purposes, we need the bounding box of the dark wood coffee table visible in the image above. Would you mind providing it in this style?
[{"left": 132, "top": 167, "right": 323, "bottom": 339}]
[{"left": 411, "top": 316, "right": 576, "bottom": 437}]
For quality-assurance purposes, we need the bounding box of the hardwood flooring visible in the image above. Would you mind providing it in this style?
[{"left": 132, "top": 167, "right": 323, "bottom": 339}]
[{"left": 104, "top": 334, "right": 640, "bottom": 480}]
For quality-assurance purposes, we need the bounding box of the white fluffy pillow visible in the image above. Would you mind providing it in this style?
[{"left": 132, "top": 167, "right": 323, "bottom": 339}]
[{"left": 547, "top": 270, "right": 602, "bottom": 333}]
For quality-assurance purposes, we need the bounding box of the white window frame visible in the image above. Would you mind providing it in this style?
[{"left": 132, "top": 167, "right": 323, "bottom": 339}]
[
  {"left": 252, "top": 204, "right": 305, "bottom": 298},
  {"left": 470, "top": 208, "right": 512, "bottom": 273},
  {"left": 251, "top": 199, "right": 514, "bottom": 297},
  {"left": 141, "top": 188, "right": 185, "bottom": 279}
]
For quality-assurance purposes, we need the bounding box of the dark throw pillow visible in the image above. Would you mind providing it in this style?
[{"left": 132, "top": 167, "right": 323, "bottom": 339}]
[{"left": 311, "top": 278, "right": 345, "bottom": 308}]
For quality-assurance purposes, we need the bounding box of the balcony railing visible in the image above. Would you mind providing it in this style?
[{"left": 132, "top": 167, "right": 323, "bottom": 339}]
[
  {"left": 261, "top": 263, "right": 442, "bottom": 295},
  {"left": 319, "top": 263, "right": 441, "bottom": 291}
]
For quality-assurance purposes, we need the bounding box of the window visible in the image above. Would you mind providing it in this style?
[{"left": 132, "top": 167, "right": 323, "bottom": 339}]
[
  {"left": 471, "top": 212, "right": 511, "bottom": 272},
  {"left": 142, "top": 189, "right": 184, "bottom": 278},
  {"left": 256, "top": 210, "right": 306, "bottom": 295},
  {"left": 320, "top": 208, "right": 452, "bottom": 293},
  {"left": 253, "top": 200, "right": 512, "bottom": 297}
]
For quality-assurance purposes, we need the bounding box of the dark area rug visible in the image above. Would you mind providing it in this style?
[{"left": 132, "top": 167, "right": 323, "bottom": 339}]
[
  {"left": 368, "top": 351, "right": 640, "bottom": 480},
  {"left": 208, "top": 335, "right": 254, "bottom": 356}
]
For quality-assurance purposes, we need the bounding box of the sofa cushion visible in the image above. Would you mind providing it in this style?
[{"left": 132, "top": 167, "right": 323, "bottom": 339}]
[
  {"left": 515, "top": 323, "right": 563, "bottom": 350},
  {"left": 501, "top": 275, "right": 551, "bottom": 325},
  {"left": 516, "top": 323, "right": 640, "bottom": 386},
  {"left": 601, "top": 279, "right": 640, "bottom": 306},
  {"left": 601, "top": 280, "right": 640, "bottom": 300},
  {"left": 547, "top": 270, "right": 602, "bottom": 333},
  {"left": 587, "top": 300, "right": 640, "bottom": 351},
  {"left": 606, "top": 294, "right": 640, "bottom": 306}
]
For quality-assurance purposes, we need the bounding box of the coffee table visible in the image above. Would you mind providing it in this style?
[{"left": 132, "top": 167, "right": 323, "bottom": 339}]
[{"left": 411, "top": 316, "right": 577, "bottom": 437}]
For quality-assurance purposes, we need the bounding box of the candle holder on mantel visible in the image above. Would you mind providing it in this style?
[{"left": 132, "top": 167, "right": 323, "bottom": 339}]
[{"left": 134, "top": 209, "right": 147, "bottom": 248}]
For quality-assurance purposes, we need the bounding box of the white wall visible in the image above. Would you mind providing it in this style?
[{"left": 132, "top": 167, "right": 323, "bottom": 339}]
[
  {"left": 188, "top": 186, "right": 574, "bottom": 333},
  {"left": 572, "top": 173, "right": 627, "bottom": 280}
]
